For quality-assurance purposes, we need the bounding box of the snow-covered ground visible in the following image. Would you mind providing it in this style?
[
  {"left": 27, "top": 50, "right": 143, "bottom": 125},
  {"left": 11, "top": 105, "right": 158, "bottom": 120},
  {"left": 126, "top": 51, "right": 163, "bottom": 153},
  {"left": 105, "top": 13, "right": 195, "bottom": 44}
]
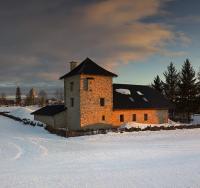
[
  {"left": 1, "top": 115, "right": 200, "bottom": 187},
  {"left": 0, "top": 106, "right": 39, "bottom": 120}
]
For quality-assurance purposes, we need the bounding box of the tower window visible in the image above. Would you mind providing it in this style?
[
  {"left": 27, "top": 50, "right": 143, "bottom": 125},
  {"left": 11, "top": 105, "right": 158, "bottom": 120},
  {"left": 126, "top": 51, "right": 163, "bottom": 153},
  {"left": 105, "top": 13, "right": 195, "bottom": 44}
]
[
  {"left": 100, "top": 98, "right": 105, "bottom": 106},
  {"left": 144, "top": 114, "right": 148, "bottom": 121},
  {"left": 70, "top": 82, "right": 74, "bottom": 91},
  {"left": 120, "top": 114, "right": 124, "bottom": 122},
  {"left": 102, "top": 115, "right": 105, "bottom": 121},
  {"left": 70, "top": 98, "right": 74, "bottom": 107},
  {"left": 132, "top": 114, "right": 136, "bottom": 121},
  {"left": 83, "top": 78, "right": 89, "bottom": 91}
]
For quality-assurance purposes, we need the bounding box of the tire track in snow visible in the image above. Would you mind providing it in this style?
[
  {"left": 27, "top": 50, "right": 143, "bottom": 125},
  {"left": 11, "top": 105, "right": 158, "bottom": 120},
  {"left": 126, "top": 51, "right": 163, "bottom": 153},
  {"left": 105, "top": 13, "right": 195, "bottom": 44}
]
[
  {"left": 29, "top": 137, "right": 49, "bottom": 157},
  {"left": 10, "top": 142, "right": 23, "bottom": 161}
]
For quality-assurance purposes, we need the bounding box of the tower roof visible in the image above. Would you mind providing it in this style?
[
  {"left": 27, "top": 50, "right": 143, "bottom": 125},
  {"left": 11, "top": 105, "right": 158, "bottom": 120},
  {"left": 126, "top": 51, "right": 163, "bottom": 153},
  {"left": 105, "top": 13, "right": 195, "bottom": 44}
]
[
  {"left": 60, "top": 58, "right": 118, "bottom": 79},
  {"left": 31, "top": 105, "right": 66, "bottom": 116}
]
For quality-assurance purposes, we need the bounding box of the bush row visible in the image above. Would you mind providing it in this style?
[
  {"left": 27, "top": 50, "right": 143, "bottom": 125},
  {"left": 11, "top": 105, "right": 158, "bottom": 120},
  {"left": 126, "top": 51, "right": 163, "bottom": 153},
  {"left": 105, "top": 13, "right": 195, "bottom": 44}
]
[
  {"left": 123, "top": 124, "right": 200, "bottom": 132},
  {"left": 45, "top": 126, "right": 110, "bottom": 137},
  {"left": 0, "top": 112, "right": 44, "bottom": 127}
]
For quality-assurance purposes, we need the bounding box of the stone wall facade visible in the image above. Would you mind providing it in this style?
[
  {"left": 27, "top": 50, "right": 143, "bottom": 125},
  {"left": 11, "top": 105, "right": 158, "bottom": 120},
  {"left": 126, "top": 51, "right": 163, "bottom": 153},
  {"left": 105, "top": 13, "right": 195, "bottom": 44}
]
[{"left": 80, "top": 75, "right": 113, "bottom": 129}]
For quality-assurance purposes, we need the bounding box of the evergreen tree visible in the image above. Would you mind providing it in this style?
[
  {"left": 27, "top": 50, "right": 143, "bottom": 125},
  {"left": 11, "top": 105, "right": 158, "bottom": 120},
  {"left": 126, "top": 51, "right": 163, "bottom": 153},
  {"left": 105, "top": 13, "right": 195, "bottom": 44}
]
[
  {"left": 15, "top": 86, "right": 21, "bottom": 106},
  {"left": 178, "top": 59, "right": 197, "bottom": 121},
  {"left": 163, "top": 62, "right": 179, "bottom": 103},
  {"left": 28, "top": 88, "right": 36, "bottom": 105},
  {"left": 151, "top": 75, "right": 163, "bottom": 94}
]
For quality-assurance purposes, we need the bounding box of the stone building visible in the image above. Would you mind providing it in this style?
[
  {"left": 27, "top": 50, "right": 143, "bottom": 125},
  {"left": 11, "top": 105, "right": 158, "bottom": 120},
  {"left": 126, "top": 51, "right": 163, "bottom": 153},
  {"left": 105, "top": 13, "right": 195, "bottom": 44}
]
[{"left": 32, "top": 58, "right": 171, "bottom": 130}]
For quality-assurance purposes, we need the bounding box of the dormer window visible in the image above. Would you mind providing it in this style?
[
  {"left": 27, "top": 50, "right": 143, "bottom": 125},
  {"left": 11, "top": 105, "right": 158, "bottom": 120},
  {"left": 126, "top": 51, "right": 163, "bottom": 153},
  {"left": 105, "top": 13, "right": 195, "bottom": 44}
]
[{"left": 70, "top": 82, "right": 74, "bottom": 91}]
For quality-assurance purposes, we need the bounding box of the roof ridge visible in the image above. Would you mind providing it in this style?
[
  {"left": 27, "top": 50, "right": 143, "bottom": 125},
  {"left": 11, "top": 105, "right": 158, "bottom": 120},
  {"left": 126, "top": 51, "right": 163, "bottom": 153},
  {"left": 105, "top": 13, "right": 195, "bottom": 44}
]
[{"left": 113, "top": 83, "right": 150, "bottom": 87}]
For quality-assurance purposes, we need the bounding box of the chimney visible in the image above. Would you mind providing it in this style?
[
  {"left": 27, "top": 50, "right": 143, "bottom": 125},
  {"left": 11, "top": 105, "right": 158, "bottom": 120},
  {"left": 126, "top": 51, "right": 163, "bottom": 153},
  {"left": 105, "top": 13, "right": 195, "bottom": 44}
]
[{"left": 69, "top": 61, "right": 78, "bottom": 71}]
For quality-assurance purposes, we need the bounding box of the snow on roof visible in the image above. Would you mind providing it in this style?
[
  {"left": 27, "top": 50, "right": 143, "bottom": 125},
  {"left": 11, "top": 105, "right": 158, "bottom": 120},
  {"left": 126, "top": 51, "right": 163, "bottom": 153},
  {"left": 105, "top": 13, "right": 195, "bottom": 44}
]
[
  {"left": 136, "top": 91, "right": 144, "bottom": 95},
  {"left": 115, "top": 88, "right": 131, "bottom": 95},
  {"left": 143, "top": 97, "right": 149, "bottom": 102}
]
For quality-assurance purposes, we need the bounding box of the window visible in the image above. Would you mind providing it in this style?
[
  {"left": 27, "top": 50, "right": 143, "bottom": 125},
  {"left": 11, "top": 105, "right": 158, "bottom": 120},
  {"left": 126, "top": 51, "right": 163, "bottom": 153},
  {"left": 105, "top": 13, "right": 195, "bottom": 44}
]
[
  {"left": 132, "top": 114, "right": 136, "bottom": 121},
  {"left": 102, "top": 115, "right": 105, "bottom": 121},
  {"left": 100, "top": 98, "right": 105, "bottom": 106},
  {"left": 70, "top": 82, "right": 74, "bottom": 91},
  {"left": 120, "top": 114, "right": 124, "bottom": 122},
  {"left": 83, "top": 78, "right": 89, "bottom": 91},
  {"left": 144, "top": 114, "right": 148, "bottom": 121},
  {"left": 83, "top": 77, "right": 94, "bottom": 91},
  {"left": 70, "top": 98, "right": 74, "bottom": 107}
]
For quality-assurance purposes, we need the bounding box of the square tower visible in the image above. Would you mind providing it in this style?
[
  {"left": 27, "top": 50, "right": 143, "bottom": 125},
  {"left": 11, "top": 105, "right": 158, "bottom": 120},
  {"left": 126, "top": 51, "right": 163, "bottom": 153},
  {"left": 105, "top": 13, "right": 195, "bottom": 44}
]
[{"left": 60, "top": 58, "right": 117, "bottom": 130}]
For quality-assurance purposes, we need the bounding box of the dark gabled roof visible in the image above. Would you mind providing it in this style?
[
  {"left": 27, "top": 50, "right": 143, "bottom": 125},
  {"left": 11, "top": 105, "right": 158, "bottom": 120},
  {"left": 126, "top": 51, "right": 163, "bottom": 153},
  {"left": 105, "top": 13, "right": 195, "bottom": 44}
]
[
  {"left": 113, "top": 84, "right": 173, "bottom": 110},
  {"left": 60, "top": 58, "right": 118, "bottom": 79},
  {"left": 31, "top": 105, "right": 66, "bottom": 116}
]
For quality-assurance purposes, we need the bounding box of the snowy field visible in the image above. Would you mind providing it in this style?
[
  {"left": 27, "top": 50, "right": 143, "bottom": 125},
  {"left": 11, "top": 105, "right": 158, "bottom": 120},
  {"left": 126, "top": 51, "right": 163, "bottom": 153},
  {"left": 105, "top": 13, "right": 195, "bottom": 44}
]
[{"left": 1, "top": 115, "right": 200, "bottom": 187}]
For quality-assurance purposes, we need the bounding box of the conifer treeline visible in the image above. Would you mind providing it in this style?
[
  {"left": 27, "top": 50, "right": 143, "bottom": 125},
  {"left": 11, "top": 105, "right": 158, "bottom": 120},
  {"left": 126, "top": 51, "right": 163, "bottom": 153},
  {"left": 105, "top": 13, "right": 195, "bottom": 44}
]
[{"left": 152, "top": 59, "right": 200, "bottom": 120}]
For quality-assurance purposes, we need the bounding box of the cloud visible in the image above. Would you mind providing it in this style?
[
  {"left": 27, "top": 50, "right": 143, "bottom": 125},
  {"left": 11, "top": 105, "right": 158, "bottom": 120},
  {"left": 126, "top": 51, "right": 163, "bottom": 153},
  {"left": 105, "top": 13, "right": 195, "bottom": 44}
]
[
  {"left": 0, "top": 0, "right": 189, "bottom": 86},
  {"left": 168, "top": 15, "right": 200, "bottom": 24}
]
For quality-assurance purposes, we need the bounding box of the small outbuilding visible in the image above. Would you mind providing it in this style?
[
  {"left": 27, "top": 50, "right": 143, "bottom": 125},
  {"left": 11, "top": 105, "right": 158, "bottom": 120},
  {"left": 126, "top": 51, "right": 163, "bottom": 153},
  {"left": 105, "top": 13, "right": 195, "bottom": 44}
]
[{"left": 31, "top": 105, "right": 67, "bottom": 129}]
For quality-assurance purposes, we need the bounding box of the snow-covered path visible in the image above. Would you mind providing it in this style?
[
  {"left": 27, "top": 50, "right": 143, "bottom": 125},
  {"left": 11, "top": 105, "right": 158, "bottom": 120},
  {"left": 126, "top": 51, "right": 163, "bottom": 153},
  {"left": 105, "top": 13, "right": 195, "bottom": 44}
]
[{"left": 1, "top": 116, "right": 200, "bottom": 188}]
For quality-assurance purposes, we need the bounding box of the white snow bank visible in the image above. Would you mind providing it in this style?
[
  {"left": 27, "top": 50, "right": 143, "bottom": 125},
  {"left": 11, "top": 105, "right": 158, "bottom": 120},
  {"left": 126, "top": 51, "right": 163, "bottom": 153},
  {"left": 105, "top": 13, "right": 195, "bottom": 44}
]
[
  {"left": 0, "top": 106, "right": 40, "bottom": 120},
  {"left": 120, "top": 119, "right": 183, "bottom": 130},
  {"left": 116, "top": 88, "right": 131, "bottom": 95},
  {"left": 0, "top": 106, "right": 19, "bottom": 112},
  {"left": 8, "top": 107, "right": 34, "bottom": 120}
]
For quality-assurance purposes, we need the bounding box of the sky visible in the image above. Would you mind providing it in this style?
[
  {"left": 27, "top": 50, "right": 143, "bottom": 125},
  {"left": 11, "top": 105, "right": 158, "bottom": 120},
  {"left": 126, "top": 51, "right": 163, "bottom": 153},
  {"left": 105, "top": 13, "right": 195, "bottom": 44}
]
[{"left": 0, "top": 0, "right": 200, "bottom": 90}]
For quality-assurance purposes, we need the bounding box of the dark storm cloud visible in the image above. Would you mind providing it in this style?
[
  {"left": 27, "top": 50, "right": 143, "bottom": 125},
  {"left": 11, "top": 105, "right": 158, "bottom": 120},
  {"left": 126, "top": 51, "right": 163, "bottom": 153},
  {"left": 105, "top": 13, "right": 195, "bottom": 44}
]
[{"left": 0, "top": 0, "right": 189, "bottom": 86}]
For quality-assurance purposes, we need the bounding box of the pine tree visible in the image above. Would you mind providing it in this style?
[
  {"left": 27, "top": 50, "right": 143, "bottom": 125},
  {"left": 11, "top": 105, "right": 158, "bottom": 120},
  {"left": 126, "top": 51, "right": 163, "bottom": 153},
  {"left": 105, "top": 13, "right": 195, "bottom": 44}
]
[
  {"left": 151, "top": 75, "right": 163, "bottom": 94},
  {"left": 163, "top": 62, "right": 179, "bottom": 103},
  {"left": 28, "top": 88, "right": 36, "bottom": 105},
  {"left": 178, "top": 59, "right": 197, "bottom": 121},
  {"left": 15, "top": 86, "right": 21, "bottom": 106}
]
